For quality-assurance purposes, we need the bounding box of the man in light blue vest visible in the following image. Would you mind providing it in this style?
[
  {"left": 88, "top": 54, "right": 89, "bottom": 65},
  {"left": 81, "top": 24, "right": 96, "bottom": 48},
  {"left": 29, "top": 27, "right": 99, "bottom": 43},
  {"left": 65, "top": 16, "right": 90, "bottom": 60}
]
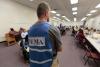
[{"left": 28, "top": 2, "right": 62, "bottom": 67}]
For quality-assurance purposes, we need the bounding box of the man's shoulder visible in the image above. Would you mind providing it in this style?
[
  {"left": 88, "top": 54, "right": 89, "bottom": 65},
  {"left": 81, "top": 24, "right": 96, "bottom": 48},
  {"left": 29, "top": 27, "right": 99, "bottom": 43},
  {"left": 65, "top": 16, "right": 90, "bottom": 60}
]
[
  {"left": 29, "top": 22, "right": 51, "bottom": 32},
  {"left": 49, "top": 25, "right": 60, "bottom": 33},
  {"left": 29, "top": 22, "right": 39, "bottom": 30}
]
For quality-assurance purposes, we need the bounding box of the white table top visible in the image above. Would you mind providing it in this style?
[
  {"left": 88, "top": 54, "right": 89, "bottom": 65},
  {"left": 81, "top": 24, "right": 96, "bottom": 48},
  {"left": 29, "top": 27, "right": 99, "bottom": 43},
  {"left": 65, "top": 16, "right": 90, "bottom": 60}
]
[{"left": 85, "top": 36, "right": 100, "bottom": 53}]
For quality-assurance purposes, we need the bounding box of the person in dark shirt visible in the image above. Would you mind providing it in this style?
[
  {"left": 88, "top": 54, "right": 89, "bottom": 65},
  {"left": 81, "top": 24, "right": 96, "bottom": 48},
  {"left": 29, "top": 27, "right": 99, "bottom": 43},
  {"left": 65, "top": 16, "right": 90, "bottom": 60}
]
[
  {"left": 72, "top": 26, "right": 76, "bottom": 36},
  {"left": 76, "top": 28, "right": 85, "bottom": 45},
  {"left": 9, "top": 28, "right": 18, "bottom": 36},
  {"left": 9, "top": 28, "right": 20, "bottom": 41}
]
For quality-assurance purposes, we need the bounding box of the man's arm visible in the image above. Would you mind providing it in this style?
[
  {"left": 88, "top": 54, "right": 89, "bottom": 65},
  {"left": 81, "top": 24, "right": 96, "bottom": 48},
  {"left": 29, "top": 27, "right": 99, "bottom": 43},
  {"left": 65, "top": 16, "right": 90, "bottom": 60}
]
[{"left": 49, "top": 25, "right": 62, "bottom": 52}]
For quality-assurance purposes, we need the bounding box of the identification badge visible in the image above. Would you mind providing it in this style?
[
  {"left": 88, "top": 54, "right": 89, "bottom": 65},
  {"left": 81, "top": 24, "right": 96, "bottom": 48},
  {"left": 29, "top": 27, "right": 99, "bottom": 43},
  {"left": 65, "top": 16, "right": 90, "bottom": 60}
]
[{"left": 29, "top": 37, "right": 45, "bottom": 46}]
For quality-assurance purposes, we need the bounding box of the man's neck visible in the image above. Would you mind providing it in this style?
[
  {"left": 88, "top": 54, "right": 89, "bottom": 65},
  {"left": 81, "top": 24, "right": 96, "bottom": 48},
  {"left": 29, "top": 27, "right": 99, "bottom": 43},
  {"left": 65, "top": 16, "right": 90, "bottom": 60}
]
[{"left": 38, "top": 18, "right": 47, "bottom": 22}]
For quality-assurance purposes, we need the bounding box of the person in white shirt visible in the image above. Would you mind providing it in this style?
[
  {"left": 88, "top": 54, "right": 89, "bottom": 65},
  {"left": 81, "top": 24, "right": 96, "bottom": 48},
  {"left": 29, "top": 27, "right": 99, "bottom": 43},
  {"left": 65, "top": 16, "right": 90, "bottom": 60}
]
[
  {"left": 21, "top": 30, "right": 28, "bottom": 39},
  {"left": 20, "top": 29, "right": 28, "bottom": 47}
]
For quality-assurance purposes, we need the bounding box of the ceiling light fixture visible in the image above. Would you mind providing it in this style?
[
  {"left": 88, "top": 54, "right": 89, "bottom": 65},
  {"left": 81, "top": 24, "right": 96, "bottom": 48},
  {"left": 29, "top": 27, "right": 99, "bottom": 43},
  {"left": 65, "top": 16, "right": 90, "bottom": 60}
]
[
  {"left": 87, "top": 14, "right": 92, "bottom": 16},
  {"left": 90, "top": 10, "right": 97, "bottom": 13},
  {"left": 62, "top": 16, "right": 66, "bottom": 17},
  {"left": 95, "top": 3, "right": 100, "bottom": 8},
  {"left": 56, "top": 18, "right": 61, "bottom": 20},
  {"left": 72, "top": 7, "right": 77, "bottom": 11},
  {"left": 50, "top": 11, "right": 57, "bottom": 13},
  {"left": 74, "top": 18, "right": 77, "bottom": 22},
  {"left": 81, "top": 17, "right": 87, "bottom": 21},
  {"left": 73, "top": 12, "right": 77, "bottom": 15},
  {"left": 65, "top": 18, "right": 70, "bottom": 21},
  {"left": 70, "top": 0, "right": 78, "bottom": 4},
  {"left": 29, "top": 0, "right": 34, "bottom": 1},
  {"left": 56, "top": 14, "right": 61, "bottom": 16},
  {"left": 62, "top": 16, "right": 70, "bottom": 21}
]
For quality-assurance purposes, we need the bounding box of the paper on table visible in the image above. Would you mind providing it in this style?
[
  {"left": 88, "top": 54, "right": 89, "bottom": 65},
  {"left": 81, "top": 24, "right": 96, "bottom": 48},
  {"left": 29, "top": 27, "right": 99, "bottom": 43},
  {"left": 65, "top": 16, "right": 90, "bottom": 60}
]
[{"left": 96, "top": 39, "right": 100, "bottom": 43}]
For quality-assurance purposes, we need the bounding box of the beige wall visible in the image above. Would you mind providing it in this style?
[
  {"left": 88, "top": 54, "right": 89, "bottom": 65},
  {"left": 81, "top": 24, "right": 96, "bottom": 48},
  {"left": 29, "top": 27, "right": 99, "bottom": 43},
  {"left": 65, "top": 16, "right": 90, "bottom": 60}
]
[{"left": 0, "top": 0, "right": 37, "bottom": 41}]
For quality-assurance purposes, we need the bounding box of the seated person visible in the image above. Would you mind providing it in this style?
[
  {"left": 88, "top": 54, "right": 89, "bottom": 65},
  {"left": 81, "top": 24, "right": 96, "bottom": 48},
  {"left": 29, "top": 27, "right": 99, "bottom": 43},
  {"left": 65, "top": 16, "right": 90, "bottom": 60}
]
[
  {"left": 19, "top": 28, "right": 24, "bottom": 34},
  {"left": 20, "top": 29, "right": 28, "bottom": 48},
  {"left": 21, "top": 29, "right": 28, "bottom": 39},
  {"left": 61, "top": 26, "right": 66, "bottom": 35},
  {"left": 9, "top": 28, "right": 18, "bottom": 36},
  {"left": 76, "top": 29, "right": 85, "bottom": 44},
  {"left": 72, "top": 26, "right": 76, "bottom": 36},
  {"left": 96, "top": 30, "right": 100, "bottom": 34},
  {"left": 89, "top": 28, "right": 94, "bottom": 35},
  {"left": 92, "top": 29, "right": 100, "bottom": 39},
  {"left": 9, "top": 28, "right": 21, "bottom": 41},
  {"left": 17, "top": 28, "right": 26, "bottom": 41},
  {"left": 74, "top": 26, "right": 79, "bottom": 32},
  {"left": 84, "top": 27, "right": 89, "bottom": 35},
  {"left": 20, "top": 29, "right": 29, "bottom": 61}
]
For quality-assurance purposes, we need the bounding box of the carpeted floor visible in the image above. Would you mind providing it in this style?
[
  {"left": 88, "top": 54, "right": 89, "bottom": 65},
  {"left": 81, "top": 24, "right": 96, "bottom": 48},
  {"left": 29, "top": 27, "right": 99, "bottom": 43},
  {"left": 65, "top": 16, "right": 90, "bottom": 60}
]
[
  {"left": 0, "top": 42, "right": 29, "bottom": 67},
  {"left": 58, "top": 31, "right": 100, "bottom": 67},
  {"left": 0, "top": 31, "right": 99, "bottom": 67}
]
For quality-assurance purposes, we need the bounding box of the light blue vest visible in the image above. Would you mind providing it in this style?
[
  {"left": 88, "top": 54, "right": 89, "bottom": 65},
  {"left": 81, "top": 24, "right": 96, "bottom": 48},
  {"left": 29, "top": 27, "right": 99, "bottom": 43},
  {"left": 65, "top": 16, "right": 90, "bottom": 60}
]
[{"left": 28, "top": 22, "right": 53, "bottom": 67}]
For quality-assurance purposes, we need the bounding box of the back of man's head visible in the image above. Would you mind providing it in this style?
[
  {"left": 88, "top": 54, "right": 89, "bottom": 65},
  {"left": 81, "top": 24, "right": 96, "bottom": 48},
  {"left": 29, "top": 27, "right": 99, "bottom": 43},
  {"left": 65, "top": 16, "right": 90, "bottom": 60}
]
[{"left": 37, "top": 2, "right": 50, "bottom": 18}]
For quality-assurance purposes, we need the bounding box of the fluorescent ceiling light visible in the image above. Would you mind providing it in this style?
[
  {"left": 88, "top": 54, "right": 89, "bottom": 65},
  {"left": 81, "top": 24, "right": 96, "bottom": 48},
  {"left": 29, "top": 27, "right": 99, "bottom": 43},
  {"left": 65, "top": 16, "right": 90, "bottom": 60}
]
[
  {"left": 72, "top": 7, "right": 77, "bottom": 11},
  {"left": 73, "top": 12, "right": 77, "bottom": 15},
  {"left": 62, "top": 16, "right": 66, "bottom": 17},
  {"left": 87, "top": 14, "right": 92, "bottom": 16},
  {"left": 62, "top": 16, "right": 70, "bottom": 21},
  {"left": 81, "top": 17, "right": 87, "bottom": 21},
  {"left": 50, "top": 11, "right": 56, "bottom": 13},
  {"left": 65, "top": 18, "right": 70, "bottom": 21},
  {"left": 95, "top": 3, "right": 100, "bottom": 8},
  {"left": 74, "top": 18, "right": 77, "bottom": 22},
  {"left": 53, "top": 17, "right": 61, "bottom": 20},
  {"left": 29, "top": 0, "right": 34, "bottom": 1},
  {"left": 70, "top": 0, "right": 78, "bottom": 4},
  {"left": 90, "top": 10, "right": 97, "bottom": 13},
  {"left": 56, "top": 14, "right": 61, "bottom": 16},
  {"left": 56, "top": 18, "right": 61, "bottom": 20},
  {"left": 67, "top": 19, "right": 70, "bottom": 21}
]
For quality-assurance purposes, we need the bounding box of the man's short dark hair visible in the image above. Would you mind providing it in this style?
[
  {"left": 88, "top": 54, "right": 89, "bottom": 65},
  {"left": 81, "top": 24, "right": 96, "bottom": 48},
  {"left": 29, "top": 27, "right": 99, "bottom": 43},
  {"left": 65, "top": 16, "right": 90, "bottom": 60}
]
[{"left": 37, "top": 2, "right": 49, "bottom": 18}]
